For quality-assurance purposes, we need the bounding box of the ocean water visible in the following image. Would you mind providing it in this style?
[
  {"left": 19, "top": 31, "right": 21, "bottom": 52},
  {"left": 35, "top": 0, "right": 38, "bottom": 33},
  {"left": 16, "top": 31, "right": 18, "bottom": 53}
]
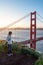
[{"left": 0, "top": 29, "right": 43, "bottom": 53}]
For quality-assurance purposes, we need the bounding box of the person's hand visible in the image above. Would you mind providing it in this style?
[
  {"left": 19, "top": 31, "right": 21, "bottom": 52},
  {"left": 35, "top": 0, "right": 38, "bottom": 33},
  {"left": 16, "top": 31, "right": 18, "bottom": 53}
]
[{"left": 12, "top": 41, "right": 14, "bottom": 43}]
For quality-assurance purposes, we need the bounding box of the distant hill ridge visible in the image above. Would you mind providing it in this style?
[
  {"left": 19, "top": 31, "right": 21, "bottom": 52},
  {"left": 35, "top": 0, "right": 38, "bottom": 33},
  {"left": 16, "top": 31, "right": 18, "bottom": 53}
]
[{"left": 0, "top": 28, "right": 43, "bottom": 30}]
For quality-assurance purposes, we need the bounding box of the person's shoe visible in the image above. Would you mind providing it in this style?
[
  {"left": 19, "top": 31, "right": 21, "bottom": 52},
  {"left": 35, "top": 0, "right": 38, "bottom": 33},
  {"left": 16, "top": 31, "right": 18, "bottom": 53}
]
[
  {"left": 7, "top": 53, "right": 13, "bottom": 56},
  {"left": 7, "top": 54, "right": 11, "bottom": 56},
  {"left": 10, "top": 53, "right": 13, "bottom": 56}
]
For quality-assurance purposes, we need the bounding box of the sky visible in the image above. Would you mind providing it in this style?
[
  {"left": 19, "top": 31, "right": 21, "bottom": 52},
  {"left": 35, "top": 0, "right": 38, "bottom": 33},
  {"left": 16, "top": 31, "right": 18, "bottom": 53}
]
[{"left": 0, "top": 0, "right": 43, "bottom": 28}]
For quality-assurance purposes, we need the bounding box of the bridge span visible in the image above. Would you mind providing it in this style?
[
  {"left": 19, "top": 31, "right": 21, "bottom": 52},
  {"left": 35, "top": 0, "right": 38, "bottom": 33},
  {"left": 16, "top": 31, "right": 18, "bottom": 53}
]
[{"left": 17, "top": 37, "right": 43, "bottom": 46}]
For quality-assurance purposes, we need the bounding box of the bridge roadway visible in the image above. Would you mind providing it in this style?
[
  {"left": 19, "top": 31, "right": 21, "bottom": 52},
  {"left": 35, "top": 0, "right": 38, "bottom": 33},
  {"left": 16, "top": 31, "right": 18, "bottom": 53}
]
[{"left": 17, "top": 37, "right": 43, "bottom": 44}]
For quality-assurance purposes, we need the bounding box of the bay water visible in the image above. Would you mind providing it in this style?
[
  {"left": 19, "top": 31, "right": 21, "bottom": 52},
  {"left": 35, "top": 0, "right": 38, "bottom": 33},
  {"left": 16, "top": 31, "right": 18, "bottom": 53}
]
[{"left": 0, "top": 29, "right": 43, "bottom": 53}]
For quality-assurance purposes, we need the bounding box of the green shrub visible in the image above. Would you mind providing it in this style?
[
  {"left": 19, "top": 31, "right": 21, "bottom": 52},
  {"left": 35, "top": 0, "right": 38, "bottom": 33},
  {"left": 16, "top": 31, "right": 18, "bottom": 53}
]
[
  {"left": 34, "top": 51, "right": 41, "bottom": 58},
  {"left": 0, "top": 44, "right": 8, "bottom": 52},
  {"left": 12, "top": 43, "right": 21, "bottom": 53},
  {"left": 0, "top": 44, "right": 5, "bottom": 52},
  {"left": 21, "top": 47, "right": 40, "bottom": 58},
  {"left": 35, "top": 56, "right": 43, "bottom": 65},
  {"left": 21, "top": 47, "right": 29, "bottom": 54}
]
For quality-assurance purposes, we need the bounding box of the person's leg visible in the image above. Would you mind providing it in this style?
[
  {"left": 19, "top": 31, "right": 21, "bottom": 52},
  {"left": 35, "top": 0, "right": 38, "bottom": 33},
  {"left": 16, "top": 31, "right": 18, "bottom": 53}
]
[
  {"left": 8, "top": 44, "right": 10, "bottom": 54},
  {"left": 10, "top": 44, "right": 12, "bottom": 53},
  {"left": 7, "top": 44, "right": 13, "bottom": 56}
]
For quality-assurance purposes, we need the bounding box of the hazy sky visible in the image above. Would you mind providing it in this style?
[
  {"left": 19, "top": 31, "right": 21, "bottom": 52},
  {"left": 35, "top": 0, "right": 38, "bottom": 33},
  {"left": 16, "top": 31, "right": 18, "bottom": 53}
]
[{"left": 0, "top": 0, "right": 43, "bottom": 28}]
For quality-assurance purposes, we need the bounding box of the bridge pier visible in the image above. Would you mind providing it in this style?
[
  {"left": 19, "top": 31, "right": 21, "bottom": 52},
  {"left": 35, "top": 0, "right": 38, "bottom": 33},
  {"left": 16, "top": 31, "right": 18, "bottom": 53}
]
[{"left": 30, "top": 11, "right": 36, "bottom": 49}]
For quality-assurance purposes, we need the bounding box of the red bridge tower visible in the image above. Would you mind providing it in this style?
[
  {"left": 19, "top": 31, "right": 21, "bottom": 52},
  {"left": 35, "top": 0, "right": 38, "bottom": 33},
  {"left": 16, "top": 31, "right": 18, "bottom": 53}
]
[{"left": 30, "top": 11, "right": 36, "bottom": 49}]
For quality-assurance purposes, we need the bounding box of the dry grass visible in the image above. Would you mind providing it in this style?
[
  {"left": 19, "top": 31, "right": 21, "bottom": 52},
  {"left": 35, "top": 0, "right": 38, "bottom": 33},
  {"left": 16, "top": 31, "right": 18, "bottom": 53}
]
[{"left": 0, "top": 40, "right": 6, "bottom": 44}]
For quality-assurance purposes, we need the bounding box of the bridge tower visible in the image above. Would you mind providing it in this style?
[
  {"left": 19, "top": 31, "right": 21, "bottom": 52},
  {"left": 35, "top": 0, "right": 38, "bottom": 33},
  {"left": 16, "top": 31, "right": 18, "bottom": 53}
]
[{"left": 30, "top": 11, "right": 36, "bottom": 49}]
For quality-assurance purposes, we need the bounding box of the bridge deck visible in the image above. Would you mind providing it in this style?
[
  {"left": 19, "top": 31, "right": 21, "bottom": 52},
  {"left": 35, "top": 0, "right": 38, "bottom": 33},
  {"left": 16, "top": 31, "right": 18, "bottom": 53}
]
[{"left": 17, "top": 37, "right": 43, "bottom": 44}]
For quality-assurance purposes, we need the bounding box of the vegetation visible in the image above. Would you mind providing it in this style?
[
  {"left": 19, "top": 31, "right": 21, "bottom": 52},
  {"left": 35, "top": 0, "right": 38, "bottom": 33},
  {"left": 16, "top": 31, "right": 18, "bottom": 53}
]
[
  {"left": 21, "top": 47, "right": 40, "bottom": 59},
  {"left": 35, "top": 56, "right": 43, "bottom": 65},
  {"left": 0, "top": 40, "right": 43, "bottom": 65}
]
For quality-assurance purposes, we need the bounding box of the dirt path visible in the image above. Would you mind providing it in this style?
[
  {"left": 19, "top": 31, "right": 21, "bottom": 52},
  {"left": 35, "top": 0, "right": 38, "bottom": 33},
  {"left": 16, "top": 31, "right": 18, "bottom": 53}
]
[{"left": 0, "top": 52, "right": 37, "bottom": 65}]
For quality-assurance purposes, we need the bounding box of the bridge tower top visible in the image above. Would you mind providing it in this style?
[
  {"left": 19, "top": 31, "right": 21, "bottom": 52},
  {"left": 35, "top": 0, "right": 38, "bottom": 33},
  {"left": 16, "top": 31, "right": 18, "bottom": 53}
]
[{"left": 30, "top": 11, "right": 36, "bottom": 49}]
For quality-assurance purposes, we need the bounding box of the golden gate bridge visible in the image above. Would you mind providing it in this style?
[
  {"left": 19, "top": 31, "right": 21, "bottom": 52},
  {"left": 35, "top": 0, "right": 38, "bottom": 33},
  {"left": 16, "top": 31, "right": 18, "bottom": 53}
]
[{"left": 0, "top": 11, "right": 43, "bottom": 50}]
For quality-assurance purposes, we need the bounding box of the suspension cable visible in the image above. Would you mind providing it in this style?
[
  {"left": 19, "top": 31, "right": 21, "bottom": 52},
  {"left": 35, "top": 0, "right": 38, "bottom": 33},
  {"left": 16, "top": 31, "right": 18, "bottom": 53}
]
[
  {"left": 0, "top": 13, "right": 30, "bottom": 30},
  {"left": 36, "top": 12, "right": 43, "bottom": 20},
  {"left": 37, "top": 17, "right": 43, "bottom": 23}
]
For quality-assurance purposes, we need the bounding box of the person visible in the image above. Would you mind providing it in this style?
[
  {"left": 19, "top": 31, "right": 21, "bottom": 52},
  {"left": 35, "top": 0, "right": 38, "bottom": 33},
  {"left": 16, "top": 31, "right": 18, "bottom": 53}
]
[{"left": 6, "top": 31, "right": 13, "bottom": 56}]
